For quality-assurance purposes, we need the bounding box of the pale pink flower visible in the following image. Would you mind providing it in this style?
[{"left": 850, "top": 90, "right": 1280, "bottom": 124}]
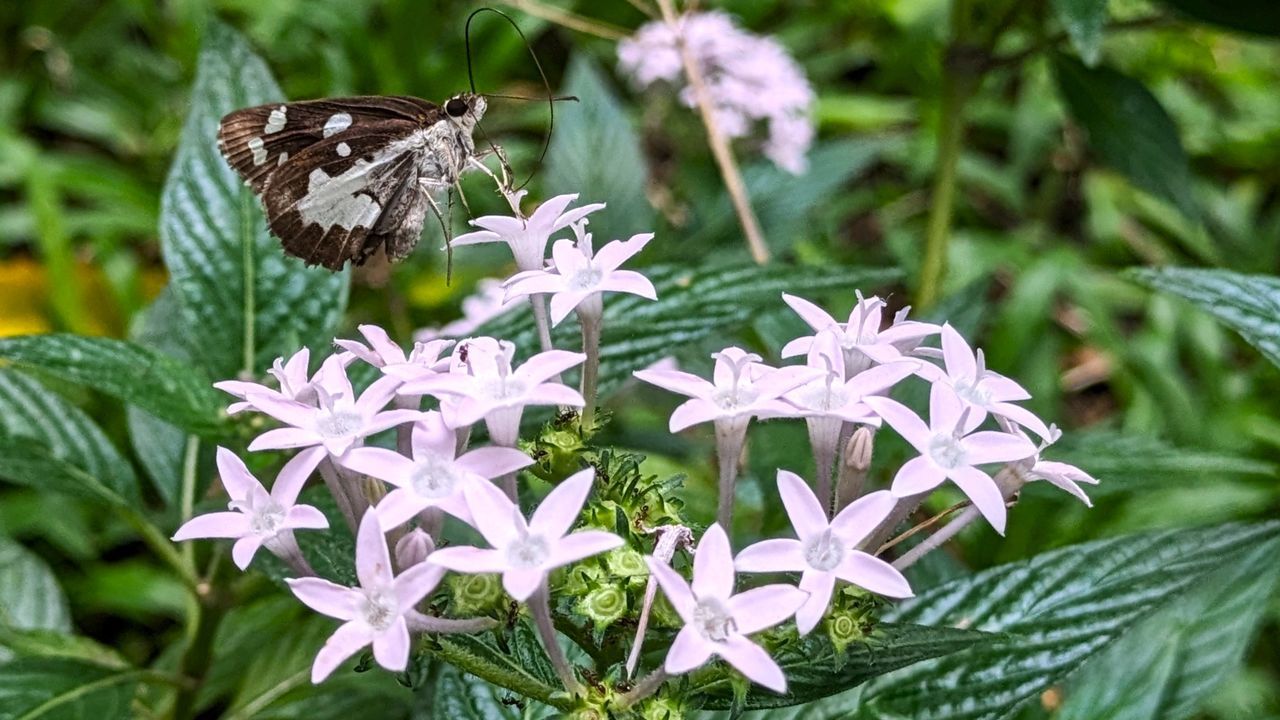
[
  {"left": 781, "top": 292, "right": 940, "bottom": 375},
  {"left": 735, "top": 471, "right": 912, "bottom": 634},
  {"left": 452, "top": 194, "right": 605, "bottom": 272},
  {"left": 395, "top": 528, "right": 435, "bottom": 569},
  {"left": 503, "top": 226, "right": 657, "bottom": 326},
  {"left": 334, "top": 324, "right": 452, "bottom": 381},
  {"left": 416, "top": 279, "right": 522, "bottom": 341},
  {"left": 173, "top": 447, "right": 328, "bottom": 569},
  {"left": 214, "top": 349, "right": 353, "bottom": 414},
  {"left": 340, "top": 412, "right": 533, "bottom": 530},
  {"left": 917, "top": 324, "right": 1053, "bottom": 441},
  {"left": 1017, "top": 426, "right": 1099, "bottom": 506},
  {"left": 618, "top": 11, "right": 815, "bottom": 174},
  {"left": 399, "top": 340, "right": 585, "bottom": 446},
  {"left": 646, "top": 524, "right": 806, "bottom": 692},
  {"left": 287, "top": 511, "right": 446, "bottom": 682},
  {"left": 246, "top": 361, "right": 422, "bottom": 457},
  {"left": 864, "top": 384, "right": 1037, "bottom": 534},
  {"left": 428, "top": 469, "right": 623, "bottom": 601}
]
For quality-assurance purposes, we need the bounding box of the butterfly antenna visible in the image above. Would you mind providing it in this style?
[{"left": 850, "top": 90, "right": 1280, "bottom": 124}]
[{"left": 465, "top": 7, "right": 562, "bottom": 191}]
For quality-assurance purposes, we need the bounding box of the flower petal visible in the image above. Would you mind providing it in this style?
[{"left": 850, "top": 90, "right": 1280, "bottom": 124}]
[
  {"left": 354, "top": 510, "right": 394, "bottom": 589},
  {"left": 248, "top": 427, "right": 321, "bottom": 452},
  {"left": 776, "top": 469, "right": 828, "bottom": 540},
  {"left": 667, "top": 399, "right": 721, "bottom": 432},
  {"left": 271, "top": 446, "right": 326, "bottom": 506},
  {"left": 549, "top": 290, "right": 592, "bottom": 326},
  {"left": 455, "top": 446, "right": 533, "bottom": 480},
  {"left": 862, "top": 396, "right": 931, "bottom": 454},
  {"left": 287, "top": 577, "right": 363, "bottom": 621},
  {"left": 891, "top": 455, "right": 944, "bottom": 497},
  {"left": 516, "top": 350, "right": 586, "bottom": 385},
  {"left": 504, "top": 272, "right": 566, "bottom": 300},
  {"left": 633, "top": 368, "right": 713, "bottom": 400},
  {"left": 664, "top": 625, "right": 714, "bottom": 675},
  {"left": 172, "top": 512, "right": 250, "bottom": 541},
  {"left": 530, "top": 468, "right": 593, "bottom": 539},
  {"left": 835, "top": 552, "right": 913, "bottom": 598},
  {"left": 929, "top": 382, "right": 965, "bottom": 435},
  {"left": 393, "top": 562, "right": 446, "bottom": 608},
  {"left": 782, "top": 293, "right": 839, "bottom": 334},
  {"left": 989, "top": 402, "right": 1054, "bottom": 442},
  {"left": 502, "top": 568, "right": 545, "bottom": 601},
  {"left": 719, "top": 635, "right": 787, "bottom": 693},
  {"left": 734, "top": 538, "right": 805, "bottom": 574},
  {"left": 461, "top": 480, "right": 521, "bottom": 547},
  {"left": 597, "top": 270, "right": 658, "bottom": 300},
  {"left": 691, "top": 523, "right": 735, "bottom": 600},
  {"left": 311, "top": 621, "right": 374, "bottom": 683},
  {"left": 523, "top": 382, "right": 585, "bottom": 408},
  {"left": 374, "top": 488, "right": 428, "bottom": 530},
  {"left": 232, "top": 536, "right": 264, "bottom": 570},
  {"left": 214, "top": 447, "right": 259, "bottom": 500},
  {"left": 428, "top": 545, "right": 508, "bottom": 573},
  {"left": 285, "top": 504, "right": 329, "bottom": 531},
  {"left": 940, "top": 324, "right": 976, "bottom": 380},
  {"left": 729, "top": 584, "right": 807, "bottom": 635},
  {"left": 646, "top": 556, "right": 695, "bottom": 622},
  {"left": 829, "top": 489, "right": 897, "bottom": 547},
  {"left": 794, "top": 571, "right": 836, "bottom": 635},
  {"left": 962, "top": 431, "right": 1037, "bottom": 465},
  {"left": 372, "top": 616, "right": 411, "bottom": 672},
  {"left": 548, "top": 531, "right": 624, "bottom": 568},
  {"left": 339, "top": 447, "right": 415, "bottom": 487},
  {"left": 949, "top": 465, "right": 1008, "bottom": 535}
]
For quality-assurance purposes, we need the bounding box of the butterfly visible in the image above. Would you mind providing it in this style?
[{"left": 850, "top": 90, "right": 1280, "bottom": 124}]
[{"left": 217, "top": 93, "right": 490, "bottom": 271}]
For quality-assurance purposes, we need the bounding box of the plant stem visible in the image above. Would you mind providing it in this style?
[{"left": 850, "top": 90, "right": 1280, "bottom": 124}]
[
  {"left": 169, "top": 560, "right": 229, "bottom": 720},
  {"left": 654, "top": 0, "right": 770, "bottom": 264},
  {"left": 394, "top": 395, "right": 419, "bottom": 456},
  {"left": 317, "top": 458, "right": 361, "bottom": 532},
  {"left": 240, "top": 187, "right": 256, "bottom": 375},
  {"left": 616, "top": 667, "right": 668, "bottom": 709},
  {"left": 178, "top": 436, "right": 200, "bottom": 570},
  {"left": 528, "top": 586, "right": 584, "bottom": 696},
  {"left": 714, "top": 419, "right": 748, "bottom": 531},
  {"left": 891, "top": 506, "right": 981, "bottom": 570},
  {"left": 120, "top": 507, "right": 199, "bottom": 592},
  {"left": 916, "top": 66, "right": 972, "bottom": 310},
  {"left": 530, "top": 295, "right": 555, "bottom": 354},
  {"left": 578, "top": 311, "right": 602, "bottom": 432},
  {"left": 499, "top": 0, "right": 628, "bottom": 40},
  {"left": 857, "top": 491, "right": 928, "bottom": 554}
]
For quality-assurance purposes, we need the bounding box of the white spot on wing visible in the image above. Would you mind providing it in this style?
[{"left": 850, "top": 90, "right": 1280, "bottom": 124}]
[
  {"left": 298, "top": 163, "right": 381, "bottom": 231},
  {"left": 265, "top": 105, "right": 287, "bottom": 134},
  {"left": 277, "top": 151, "right": 288, "bottom": 166},
  {"left": 248, "top": 137, "right": 267, "bottom": 166},
  {"left": 336, "top": 142, "right": 351, "bottom": 157},
  {"left": 324, "top": 113, "right": 352, "bottom": 138}
]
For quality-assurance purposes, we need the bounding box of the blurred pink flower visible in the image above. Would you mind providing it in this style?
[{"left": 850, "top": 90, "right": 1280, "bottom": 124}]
[
  {"left": 340, "top": 412, "right": 533, "bottom": 530},
  {"left": 452, "top": 194, "right": 605, "bottom": 272},
  {"left": 864, "top": 384, "right": 1037, "bottom": 534},
  {"left": 246, "top": 360, "right": 422, "bottom": 457},
  {"left": 735, "top": 471, "right": 911, "bottom": 634},
  {"left": 781, "top": 292, "right": 940, "bottom": 375},
  {"left": 173, "top": 447, "right": 328, "bottom": 570},
  {"left": 416, "top": 278, "right": 522, "bottom": 341},
  {"left": 504, "top": 224, "right": 657, "bottom": 326},
  {"left": 287, "top": 511, "right": 446, "bottom": 682},
  {"left": 214, "top": 349, "right": 352, "bottom": 415},
  {"left": 646, "top": 523, "right": 806, "bottom": 692},
  {"left": 1016, "top": 426, "right": 1099, "bottom": 506},
  {"left": 428, "top": 469, "right": 623, "bottom": 601},
  {"left": 618, "top": 11, "right": 815, "bottom": 174},
  {"left": 334, "top": 324, "right": 451, "bottom": 381}
]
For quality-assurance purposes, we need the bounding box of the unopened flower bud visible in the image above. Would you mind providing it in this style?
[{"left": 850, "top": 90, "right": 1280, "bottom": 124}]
[
  {"left": 826, "top": 609, "right": 868, "bottom": 654},
  {"left": 846, "top": 425, "right": 875, "bottom": 474},
  {"left": 450, "top": 573, "right": 502, "bottom": 614},
  {"left": 578, "top": 585, "right": 627, "bottom": 632},
  {"left": 605, "top": 548, "right": 649, "bottom": 582},
  {"left": 395, "top": 529, "right": 434, "bottom": 569}
]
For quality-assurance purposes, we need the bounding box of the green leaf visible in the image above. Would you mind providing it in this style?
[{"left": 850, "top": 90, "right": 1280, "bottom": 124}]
[
  {"left": 1052, "top": 54, "right": 1199, "bottom": 223},
  {"left": 851, "top": 522, "right": 1280, "bottom": 720},
  {"left": 1058, "top": 534, "right": 1280, "bottom": 720},
  {"left": 0, "top": 334, "right": 223, "bottom": 435},
  {"left": 1153, "top": 0, "right": 1280, "bottom": 37},
  {"left": 424, "top": 665, "right": 557, "bottom": 720},
  {"left": 480, "top": 261, "right": 901, "bottom": 395},
  {"left": 0, "top": 658, "right": 139, "bottom": 720},
  {"left": 1130, "top": 267, "right": 1280, "bottom": 370},
  {"left": 159, "top": 20, "right": 348, "bottom": 381},
  {"left": 1050, "top": 0, "right": 1110, "bottom": 65},
  {"left": 543, "top": 54, "right": 652, "bottom": 244},
  {"left": 0, "top": 538, "right": 70, "bottom": 663},
  {"left": 0, "top": 628, "right": 128, "bottom": 670},
  {"left": 0, "top": 369, "right": 139, "bottom": 504},
  {"left": 693, "top": 623, "right": 990, "bottom": 711},
  {"left": 427, "top": 625, "right": 571, "bottom": 712}
]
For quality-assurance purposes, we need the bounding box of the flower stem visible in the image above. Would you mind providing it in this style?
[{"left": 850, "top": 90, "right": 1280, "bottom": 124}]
[
  {"left": 578, "top": 311, "right": 602, "bottom": 433},
  {"left": 654, "top": 0, "right": 770, "bottom": 265},
  {"left": 318, "top": 458, "right": 362, "bottom": 532},
  {"left": 806, "top": 417, "right": 841, "bottom": 515},
  {"left": 891, "top": 505, "right": 981, "bottom": 570},
  {"left": 714, "top": 419, "right": 749, "bottom": 530},
  {"left": 616, "top": 667, "right": 668, "bottom": 709},
  {"left": 528, "top": 586, "right": 584, "bottom": 696},
  {"left": 530, "top": 294, "right": 555, "bottom": 355},
  {"left": 170, "top": 558, "right": 229, "bottom": 720},
  {"left": 405, "top": 610, "right": 497, "bottom": 634},
  {"left": 394, "top": 395, "right": 419, "bottom": 456},
  {"left": 857, "top": 491, "right": 928, "bottom": 554}
]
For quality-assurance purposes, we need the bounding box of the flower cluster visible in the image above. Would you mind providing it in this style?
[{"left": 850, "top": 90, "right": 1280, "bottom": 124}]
[
  {"left": 618, "top": 10, "right": 816, "bottom": 174},
  {"left": 173, "top": 191, "right": 1097, "bottom": 710}
]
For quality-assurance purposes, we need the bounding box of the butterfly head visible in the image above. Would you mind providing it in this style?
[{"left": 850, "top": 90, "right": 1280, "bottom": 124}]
[{"left": 444, "top": 93, "right": 486, "bottom": 129}]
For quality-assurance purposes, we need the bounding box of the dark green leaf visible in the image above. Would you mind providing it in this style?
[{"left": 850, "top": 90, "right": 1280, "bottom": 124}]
[
  {"left": 423, "top": 665, "right": 557, "bottom": 720},
  {"left": 543, "top": 54, "right": 652, "bottom": 243},
  {"left": 1050, "top": 0, "right": 1110, "bottom": 65},
  {"left": 0, "top": 628, "right": 128, "bottom": 669},
  {"left": 0, "top": 334, "right": 223, "bottom": 435},
  {"left": 693, "top": 623, "right": 990, "bottom": 710},
  {"left": 428, "top": 624, "right": 571, "bottom": 711},
  {"left": 0, "top": 538, "right": 70, "bottom": 664},
  {"left": 1058, "top": 534, "right": 1280, "bottom": 720},
  {"left": 0, "top": 369, "right": 139, "bottom": 503},
  {"left": 852, "top": 522, "right": 1280, "bottom": 720},
  {"left": 1052, "top": 54, "right": 1199, "bottom": 222},
  {"left": 0, "top": 658, "right": 138, "bottom": 720},
  {"left": 1153, "top": 0, "right": 1280, "bottom": 37},
  {"left": 159, "top": 20, "right": 348, "bottom": 381},
  {"left": 1130, "top": 267, "right": 1280, "bottom": 369}
]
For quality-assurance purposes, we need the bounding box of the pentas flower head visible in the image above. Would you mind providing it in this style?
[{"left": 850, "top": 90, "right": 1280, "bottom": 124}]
[
  {"left": 865, "top": 384, "right": 1038, "bottom": 534},
  {"left": 781, "top": 292, "right": 940, "bottom": 376},
  {"left": 1016, "top": 426, "right": 1099, "bottom": 506},
  {"left": 287, "top": 511, "right": 446, "bottom": 682},
  {"left": 416, "top": 278, "right": 522, "bottom": 341},
  {"left": 214, "top": 349, "right": 352, "bottom": 415},
  {"left": 503, "top": 222, "right": 657, "bottom": 326},
  {"left": 918, "top": 324, "right": 1053, "bottom": 441},
  {"left": 400, "top": 339, "right": 585, "bottom": 446},
  {"left": 339, "top": 412, "right": 533, "bottom": 530},
  {"left": 735, "top": 471, "right": 912, "bottom": 634},
  {"left": 452, "top": 193, "right": 606, "bottom": 272},
  {"left": 646, "top": 524, "right": 806, "bottom": 692},
  {"left": 428, "top": 469, "right": 624, "bottom": 601},
  {"left": 634, "top": 347, "right": 812, "bottom": 433},
  {"left": 786, "top": 333, "right": 918, "bottom": 424},
  {"left": 246, "top": 361, "right": 422, "bottom": 457},
  {"left": 173, "top": 447, "right": 328, "bottom": 569},
  {"left": 334, "top": 324, "right": 452, "bottom": 379}
]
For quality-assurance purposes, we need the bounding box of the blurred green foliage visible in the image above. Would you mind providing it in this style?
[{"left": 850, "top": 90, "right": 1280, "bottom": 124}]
[{"left": 2, "top": 0, "right": 1280, "bottom": 718}]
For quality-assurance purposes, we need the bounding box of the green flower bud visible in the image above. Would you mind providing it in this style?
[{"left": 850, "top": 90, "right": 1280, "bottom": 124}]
[
  {"left": 638, "top": 696, "right": 684, "bottom": 720},
  {"left": 449, "top": 572, "right": 501, "bottom": 614},
  {"left": 605, "top": 547, "right": 648, "bottom": 580},
  {"left": 578, "top": 585, "right": 627, "bottom": 632},
  {"left": 531, "top": 429, "right": 587, "bottom": 479},
  {"left": 826, "top": 608, "right": 868, "bottom": 654},
  {"left": 562, "top": 562, "right": 604, "bottom": 596}
]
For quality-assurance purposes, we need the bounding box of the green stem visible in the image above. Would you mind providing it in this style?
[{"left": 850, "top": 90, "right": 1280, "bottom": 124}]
[
  {"left": 169, "top": 559, "right": 229, "bottom": 720},
  {"left": 26, "top": 162, "right": 90, "bottom": 334},
  {"left": 240, "top": 188, "right": 256, "bottom": 375},
  {"left": 578, "top": 312, "right": 601, "bottom": 433},
  {"left": 916, "top": 68, "right": 973, "bottom": 310},
  {"left": 120, "top": 508, "right": 199, "bottom": 592},
  {"left": 178, "top": 436, "right": 200, "bottom": 569}
]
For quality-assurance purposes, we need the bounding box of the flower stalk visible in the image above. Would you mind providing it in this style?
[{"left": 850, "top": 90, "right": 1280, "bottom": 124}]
[{"left": 528, "top": 586, "right": 584, "bottom": 696}]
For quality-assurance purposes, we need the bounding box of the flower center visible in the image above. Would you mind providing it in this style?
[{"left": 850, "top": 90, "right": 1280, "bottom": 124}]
[
  {"left": 796, "top": 374, "right": 846, "bottom": 412},
  {"left": 692, "top": 596, "right": 736, "bottom": 642},
  {"left": 928, "top": 433, "right": 966, "bottom": 469},
  {"left": 249, "top": 501, "right": 285, "bottom": 537},
  {"left": 483, "top": 376, "right": 527, "bottom": 402},
  {"left": 505, "top": 533, "right": 550, "bottom": 569},
  {"left": 315, "top": 404, "right": 362, "bottom": 438},
  {"left": 360, "top": 587, "right": 398, "bottom": 631},
  {"left": 410, "top": 454, "right": 459, "bottom": 498},
  {"left": 952, "top": 377, "right": 990, "bottom": 406},
  {"left": 569, "top": 264, "right": 603, "bottom": 291},
  {"left": 802, "top": 528, "right": 845, "bottom": 571}
]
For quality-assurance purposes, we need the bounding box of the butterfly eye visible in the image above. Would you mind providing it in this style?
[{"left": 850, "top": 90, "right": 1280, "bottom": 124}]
[{"left": 445, "top": 98, "right": 469, "bottom": 117}]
